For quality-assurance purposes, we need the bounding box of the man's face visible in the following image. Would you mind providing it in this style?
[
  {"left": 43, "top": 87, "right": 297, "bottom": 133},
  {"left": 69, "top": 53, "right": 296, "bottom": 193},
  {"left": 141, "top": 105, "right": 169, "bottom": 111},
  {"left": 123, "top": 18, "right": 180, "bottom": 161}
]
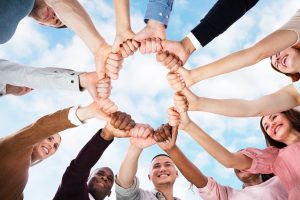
[
  {"left": 88, "top": 167, "right": 114, "bottom": 198},
  {"left": 148, "top": 156, "right": 178, "bottom": 186},
  {"left": 29, "top": 0, "right": 64, "bottom": 28}
]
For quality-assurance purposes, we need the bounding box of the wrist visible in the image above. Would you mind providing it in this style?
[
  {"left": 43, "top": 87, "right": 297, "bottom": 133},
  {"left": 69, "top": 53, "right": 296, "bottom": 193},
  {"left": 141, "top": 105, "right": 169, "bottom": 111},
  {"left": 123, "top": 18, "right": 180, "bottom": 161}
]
[
  {"left": 93, "top": 42, "right": 109, "bottom": 56},
  {"left": 164, "top": 145, "right": 178, "bottom": 154},
  {"left": 78, "top": 73, "right": 87, "bottom": 90},
  {"left": 147, "top": 19, "right": 165, "bottom": 30},
  {"left": 101, "top": 126, "right": 114, "bottom": 141},
  {"left": 181, "top": 37, "right": 195, "bottom": 56},
  {"left": 76, "top": 105, "right": 93, "bottom": 122}
]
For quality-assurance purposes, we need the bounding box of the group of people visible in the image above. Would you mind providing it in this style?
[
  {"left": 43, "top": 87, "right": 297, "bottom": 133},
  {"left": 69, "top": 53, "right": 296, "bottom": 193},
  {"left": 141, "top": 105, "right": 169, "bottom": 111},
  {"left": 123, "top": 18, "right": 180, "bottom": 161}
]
[{"left": 0, "top": 0, "right": 298, "bottom": 199}]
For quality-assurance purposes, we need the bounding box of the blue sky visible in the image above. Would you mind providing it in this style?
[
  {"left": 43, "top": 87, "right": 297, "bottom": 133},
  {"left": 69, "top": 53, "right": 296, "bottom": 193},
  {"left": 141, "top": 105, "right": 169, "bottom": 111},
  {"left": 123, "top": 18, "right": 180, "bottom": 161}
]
[{"left": 0, "top": 0, "right": 298, "bottom": 199}]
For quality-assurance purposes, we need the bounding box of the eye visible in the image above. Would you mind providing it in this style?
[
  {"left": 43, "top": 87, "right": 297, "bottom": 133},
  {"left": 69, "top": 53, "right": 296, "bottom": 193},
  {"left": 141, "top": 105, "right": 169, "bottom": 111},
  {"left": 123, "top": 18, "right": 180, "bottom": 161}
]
[
  {"left": 48, "top": 136, "right": 53, "bottom": 141},
  {"left": 272, "top": 115, "right": 277, "bottom": 120},
  {"left": 265, "top": 125, "right": 269, "bottom": 131},
  {"left": 54, "top": 143, "right": 59, "bottom": 150},
  {"left": 153, "top": 165, "right": 160, "bottom": 169}
]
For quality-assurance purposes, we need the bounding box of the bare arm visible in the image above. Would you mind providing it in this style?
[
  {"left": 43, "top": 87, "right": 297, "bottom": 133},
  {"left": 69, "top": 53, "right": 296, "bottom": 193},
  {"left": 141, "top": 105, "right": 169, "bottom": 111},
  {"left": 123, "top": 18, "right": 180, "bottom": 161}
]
[
  {"left": 180, "top": 85, "right": 300, "bottom": 117},
  {"left": 184, "top": 119, "right": 252, "bottom": 169},
  {"left": 117, "top": 144, "right": 142, "bottom": 188},
  {"left": 45, "top": 0, "right": 106, "bottom": 54},
  {"left": 114, "top": 0, "right": 131, "bottom": 33},
  {"left": 189, "top": 30, "right": 298, "bottom": 84},
  {"left": 165, "top": 145, "right": 208, "bottom": 188}
]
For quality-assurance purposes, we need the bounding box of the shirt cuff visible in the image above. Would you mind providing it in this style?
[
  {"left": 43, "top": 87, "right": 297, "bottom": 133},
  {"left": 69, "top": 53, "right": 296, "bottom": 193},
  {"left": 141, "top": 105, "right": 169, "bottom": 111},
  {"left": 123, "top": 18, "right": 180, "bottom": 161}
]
[
  {"left": 144, "top": 0, "right": 173, "bottom": 27},
  {"left": 68, "top": 106, "right": 84, "bottom": 126},
  {"left": 186, "top": 32, "right": 202, "bottom": 50},
  {"left": 0, "top": 83, "right": 7, "bottom": 97}
]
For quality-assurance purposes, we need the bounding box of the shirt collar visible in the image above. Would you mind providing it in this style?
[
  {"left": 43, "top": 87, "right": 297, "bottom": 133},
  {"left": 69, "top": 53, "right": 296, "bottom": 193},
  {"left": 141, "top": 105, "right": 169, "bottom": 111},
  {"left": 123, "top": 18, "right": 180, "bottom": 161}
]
[
  {"left": 151, "top": 189, "right": 181, "bottom": 200},
  {"left": 89, "top": 193, "right": 95, "bottom": 200}
]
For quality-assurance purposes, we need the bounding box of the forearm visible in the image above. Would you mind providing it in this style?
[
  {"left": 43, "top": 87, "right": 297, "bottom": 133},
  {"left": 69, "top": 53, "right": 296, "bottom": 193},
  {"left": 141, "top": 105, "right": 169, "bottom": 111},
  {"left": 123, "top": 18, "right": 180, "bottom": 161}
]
[
  {"left": 191, "top": 47, "right": 259, "bottom": 83},
  {"left": 166, "top": 146, "right": 208, "bottom": 188},
  {"left": 184, "top": 122, "right": 251, "bottom": 169},
  {"left": 0, "top": 59, "right": 82, "bottom": 91},
  {"left": 198, "top": 84, "right": 299, "bottom": 117},
  {"left": 117, "top": 145, "right": 142, "bottom": 188},
  {"left": 45, "top": 0, "right": 106, "bottom": 54},
  {"left": 113, "top": 0, "right": 131, "bottom": 33}
]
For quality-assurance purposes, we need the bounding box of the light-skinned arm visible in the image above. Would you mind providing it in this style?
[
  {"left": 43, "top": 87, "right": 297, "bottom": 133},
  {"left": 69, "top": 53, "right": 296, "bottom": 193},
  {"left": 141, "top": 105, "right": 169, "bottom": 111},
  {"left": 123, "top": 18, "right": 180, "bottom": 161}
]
[
  {"left": 45, "top": 0, "right": 123, "bottom": 80},
  {"left": 168, "top": 107, "right": 252, "bottom": 170},
  {"left": 160, "top": 30, "right": 298, "bottom": 87},
  {"left": 173, "top": 85, "right": 300, "bottom": 117},
  {"left": 117, "top": 124, "right": 155, "bottom": 188},
  {"left": 112, "top": 0, "right": 139, "bottom": 57},
  {"left": 188, "top": 30, "right": 298, "bottom": 84}
]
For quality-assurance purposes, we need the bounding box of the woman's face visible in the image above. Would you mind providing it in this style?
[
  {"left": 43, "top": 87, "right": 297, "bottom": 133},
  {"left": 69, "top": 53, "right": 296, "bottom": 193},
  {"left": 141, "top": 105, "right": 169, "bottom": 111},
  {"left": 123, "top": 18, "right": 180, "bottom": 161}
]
[
  {"left": 234, "top": 169, "right": 260, "bottom": 183},
  {"left": 261, "top": 113, "right": 293, "bottom": 142},
  {"left": 271, "top": 47, "right": 300, "bottom": 74},
  {"left": 32, "top": 134, "right": 61, "bottom": 161}
]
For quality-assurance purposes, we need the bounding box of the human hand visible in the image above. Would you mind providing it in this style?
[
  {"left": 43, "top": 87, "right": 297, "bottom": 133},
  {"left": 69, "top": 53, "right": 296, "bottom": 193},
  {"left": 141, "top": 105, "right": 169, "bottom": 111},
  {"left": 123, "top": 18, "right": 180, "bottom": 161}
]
[
  {"left": 95, "top": 44, "right": 123, "bottom": 80},
  {"left": 160, "top": 37, "right": 195, "bottom": 66},
  {"left": 6, "top": 84, "right": 32, "bottom": 96},
  {"left": 167, "top": 107, "right": 191, "bottom": 130},
  {"left": 155, "top": 124, "right": 178, "bottom": 151},
  {"left": 166, "top": 67, "right": 192, "bottom": 92},
  {"left": 103, "top": 111, "right": 136, "bottom": 139},
  {"left": 96, "top": 77, "right": 112, "bottom": 99},
  {"left": 112, "top": 29, "right": 140, "bottom": 58},
  {"left": 156, "top": 51, "right": 182, "bottom": 72},
  {"left": 174, "top": 88, "right": 199, "bottom": 112},
  {"left": 134, "top": 20, "right": 165, "bottom": 54},
  {"left": 79, "top": 72, "right": 105, "bottom": 100},
  {"left": 130, "top": 124, "right": 155, "bottom": 149},
  {"left": 92, "top": 98, "right": 118, "bottom": 120}
]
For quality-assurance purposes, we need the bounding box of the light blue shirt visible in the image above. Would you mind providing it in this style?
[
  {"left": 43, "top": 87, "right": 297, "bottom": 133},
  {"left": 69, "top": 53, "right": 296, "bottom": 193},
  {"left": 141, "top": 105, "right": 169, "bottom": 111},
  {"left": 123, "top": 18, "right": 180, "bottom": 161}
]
[
  {"left": 144, "top": 0, "right": 174, "bottom": 27},
  {"left": 0, "top": 0, "right": 35, "bottom": 44}
]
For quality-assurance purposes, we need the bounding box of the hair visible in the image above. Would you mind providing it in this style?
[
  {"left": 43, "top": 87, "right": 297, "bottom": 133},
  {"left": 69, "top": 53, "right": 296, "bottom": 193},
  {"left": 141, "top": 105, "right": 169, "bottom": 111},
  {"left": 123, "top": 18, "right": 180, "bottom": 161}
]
[
  {"left": 260, "top": 109, "right": 300, "bottom": 148},
  {"left": 56, "top": 25, "right": 67, "bottom": 29},
  {"left": 151, "top": 154, "right": 171, "bottom": 162}
]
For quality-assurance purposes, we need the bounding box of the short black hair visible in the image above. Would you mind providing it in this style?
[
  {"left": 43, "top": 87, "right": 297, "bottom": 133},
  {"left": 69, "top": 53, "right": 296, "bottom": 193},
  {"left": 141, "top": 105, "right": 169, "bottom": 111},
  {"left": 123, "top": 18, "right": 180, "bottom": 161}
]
[{"left": 151, "top": 154, "right": 171, "bottom": 162}]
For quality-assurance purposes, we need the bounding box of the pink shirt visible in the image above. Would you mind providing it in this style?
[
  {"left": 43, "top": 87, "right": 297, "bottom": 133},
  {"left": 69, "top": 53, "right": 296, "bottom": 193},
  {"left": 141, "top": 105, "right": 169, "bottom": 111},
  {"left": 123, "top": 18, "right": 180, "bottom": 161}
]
[
  {"left": 198, "top": 176, "right": 287, "bottom": 200},
  {"left": 241, "top": 142, "right": 300, "bottom": 199}
]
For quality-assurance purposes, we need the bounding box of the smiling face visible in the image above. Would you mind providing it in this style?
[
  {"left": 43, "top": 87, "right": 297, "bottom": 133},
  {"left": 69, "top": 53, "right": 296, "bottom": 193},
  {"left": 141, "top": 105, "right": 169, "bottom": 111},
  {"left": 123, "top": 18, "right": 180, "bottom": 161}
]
[
  {"left": 87, "top": 167, "right": 114, "bottom": 199},
  {"left": 29, "top": 0, "right": 64, "bottom": 28},
  {"left": 148, "top": 155, "right": 178, "bottom": 187},
  {"left": 271, "top": 47, "right": 300, "bottom": 74},
  {"left": 261, "top": 113, "right": 293, "bottom": 143},
  {"left": 31, "top": 134, "right": 61, "bottom": 162}
]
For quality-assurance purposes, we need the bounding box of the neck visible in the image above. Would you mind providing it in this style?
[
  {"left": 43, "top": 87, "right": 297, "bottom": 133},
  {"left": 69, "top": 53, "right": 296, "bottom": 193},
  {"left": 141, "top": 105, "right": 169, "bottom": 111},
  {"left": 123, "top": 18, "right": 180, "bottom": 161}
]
[
  {"left": 155, "top": 184, "right": 174, "bottom": 200},
  {"left": 283, "top": 130, "right": 300, "bottom": 145},
  {"left": 90, "top": 192, "right": 105, "bottom": 200},
  {"left": 243, "top": 175, "right": 263, "bottom": 188}
]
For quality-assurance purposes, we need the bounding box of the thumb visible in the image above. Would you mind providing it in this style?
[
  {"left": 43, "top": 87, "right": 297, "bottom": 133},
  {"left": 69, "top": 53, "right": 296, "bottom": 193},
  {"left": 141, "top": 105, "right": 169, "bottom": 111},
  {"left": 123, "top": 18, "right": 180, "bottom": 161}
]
[
  {"left": 181, "top": 87, "right": 195, "bottom": 100},
  {"left": 112, "top": 40, "right": 120, "bottom": 53},
  {"left": 133, "top": 31, "right": 145, "bottom": 42},
  {"left": 161, "top": 39, "right": 168, "bottom": 50}
]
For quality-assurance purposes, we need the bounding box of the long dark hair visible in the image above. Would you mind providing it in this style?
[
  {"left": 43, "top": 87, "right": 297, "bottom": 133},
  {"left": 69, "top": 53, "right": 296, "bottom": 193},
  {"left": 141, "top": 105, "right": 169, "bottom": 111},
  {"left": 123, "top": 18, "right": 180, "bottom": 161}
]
[{"left": 260, "top": 109, "right": 300, "bottom": 148}]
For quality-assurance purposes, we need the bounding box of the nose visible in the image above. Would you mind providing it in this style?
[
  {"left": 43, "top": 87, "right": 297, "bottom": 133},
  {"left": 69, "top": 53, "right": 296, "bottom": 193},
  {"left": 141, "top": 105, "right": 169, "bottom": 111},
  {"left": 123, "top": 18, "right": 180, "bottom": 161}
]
[{"left": 101, "top": 176, "right": 108, "bottom": 182}]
